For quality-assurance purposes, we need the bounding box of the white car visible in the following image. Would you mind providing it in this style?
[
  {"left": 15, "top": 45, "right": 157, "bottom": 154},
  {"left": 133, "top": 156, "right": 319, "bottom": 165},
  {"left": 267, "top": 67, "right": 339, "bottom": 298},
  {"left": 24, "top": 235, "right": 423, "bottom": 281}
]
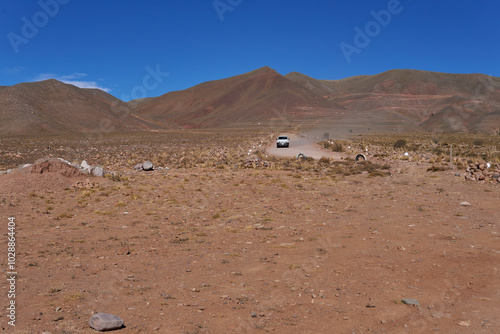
[{"left": 276, "top": 136, "right": 290, "bottom": 148}]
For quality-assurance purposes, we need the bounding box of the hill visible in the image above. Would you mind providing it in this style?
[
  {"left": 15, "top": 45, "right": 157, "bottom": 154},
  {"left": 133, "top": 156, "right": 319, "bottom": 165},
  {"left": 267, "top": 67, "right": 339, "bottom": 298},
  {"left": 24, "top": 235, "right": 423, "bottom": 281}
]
[
  {"left": 0, "top": 79, "right": 167, "bottom": 136},
  {"left": 286, "top": 69, "right": 500, "bottom": 134},
  {"left": 1, "top": 68, "right": 499, "bottom": 136},
  {"left": 131, "top": 66, "right": 332, "bottom": 129}
]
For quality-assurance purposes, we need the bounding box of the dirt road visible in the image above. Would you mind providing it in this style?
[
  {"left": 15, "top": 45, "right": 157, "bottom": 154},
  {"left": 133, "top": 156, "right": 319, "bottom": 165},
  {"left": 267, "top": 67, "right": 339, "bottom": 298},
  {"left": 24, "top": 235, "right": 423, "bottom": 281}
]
[{"left": 266, "top": 133, "right": 342, "bottom": 160}]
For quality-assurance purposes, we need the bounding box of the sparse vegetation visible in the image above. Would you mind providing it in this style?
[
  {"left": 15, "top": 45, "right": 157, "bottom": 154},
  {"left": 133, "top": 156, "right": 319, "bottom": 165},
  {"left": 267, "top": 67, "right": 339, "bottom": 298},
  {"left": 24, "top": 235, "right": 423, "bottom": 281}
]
[{"left": 393, "top": 139, "right": 407, "bottom": 149}]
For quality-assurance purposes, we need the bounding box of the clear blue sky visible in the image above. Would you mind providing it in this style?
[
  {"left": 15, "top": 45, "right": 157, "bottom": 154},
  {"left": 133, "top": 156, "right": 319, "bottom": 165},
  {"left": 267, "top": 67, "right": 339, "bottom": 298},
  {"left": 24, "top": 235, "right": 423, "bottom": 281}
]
[{"left": 1, "top": 0, "right": 499, "bottom": 101}]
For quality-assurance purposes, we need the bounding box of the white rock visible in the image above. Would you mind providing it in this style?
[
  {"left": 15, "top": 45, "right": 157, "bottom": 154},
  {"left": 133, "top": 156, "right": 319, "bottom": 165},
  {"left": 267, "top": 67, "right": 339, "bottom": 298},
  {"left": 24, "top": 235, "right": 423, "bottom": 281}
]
[{"left": 81, "top": 160, "right": 91, "bottom": 170}]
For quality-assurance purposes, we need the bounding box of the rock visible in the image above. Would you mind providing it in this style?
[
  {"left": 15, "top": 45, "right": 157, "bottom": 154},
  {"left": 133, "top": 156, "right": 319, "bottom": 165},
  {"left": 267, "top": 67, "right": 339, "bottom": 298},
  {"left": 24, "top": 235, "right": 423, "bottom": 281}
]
[
  {"left": 21, "top": 163, "right": 32, "bottom": 169},
  {"left": 133, "top": 163, "right": 143, "bottom": 171},
  {"left": 31, "top": 158, "right": 84, "bottom": 177},
  {"left": 401, "top": 298, "right": 420, "bottom": 306},
  {"left": 142, "top": 161, "right": 154, "bottom": 171},
  {"left": 89, "top": 313, "right": 124, "bottom": 331},
  {"left": 92, "top": 167, "right": 105, "bottom": 177},
  {"left": 81, "top": 160, "right": 91, "bottom": 170},
  {"left": 465, "top": 162, "right": 500, "bottom": 183},
  {"left": 57, "top": 158, "right": 72, "bottom": 165},
  {"left": 458, "top": 320, "right": 471, "bottom": 327},
  {"left": 464, "top": 175, "right": 476, "bottom": 181},
  {"left": 460, "top": 201, "right": 471, "bottom": 207}
]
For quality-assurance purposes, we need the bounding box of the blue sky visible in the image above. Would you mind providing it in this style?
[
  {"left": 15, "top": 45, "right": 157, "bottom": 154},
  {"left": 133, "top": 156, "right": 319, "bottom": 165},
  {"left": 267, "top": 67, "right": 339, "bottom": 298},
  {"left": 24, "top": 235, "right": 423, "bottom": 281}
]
[{"left": 1, "top": 0, "right": 499, "bottom": 101}]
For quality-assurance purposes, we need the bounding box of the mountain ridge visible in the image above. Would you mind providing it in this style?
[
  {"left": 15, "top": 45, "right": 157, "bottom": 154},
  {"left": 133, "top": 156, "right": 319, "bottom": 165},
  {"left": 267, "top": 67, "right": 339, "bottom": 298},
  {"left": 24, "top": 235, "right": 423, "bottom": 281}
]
[{"left": 1, "top": 67, "right": 499, "bottom": 136}]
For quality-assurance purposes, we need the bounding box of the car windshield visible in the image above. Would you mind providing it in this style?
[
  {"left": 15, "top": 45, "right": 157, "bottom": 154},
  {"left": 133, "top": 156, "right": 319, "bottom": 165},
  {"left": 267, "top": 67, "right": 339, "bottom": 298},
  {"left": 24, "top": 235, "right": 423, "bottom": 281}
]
[{"left": 278, "top": 136, "right": 288, "bottom": 140}]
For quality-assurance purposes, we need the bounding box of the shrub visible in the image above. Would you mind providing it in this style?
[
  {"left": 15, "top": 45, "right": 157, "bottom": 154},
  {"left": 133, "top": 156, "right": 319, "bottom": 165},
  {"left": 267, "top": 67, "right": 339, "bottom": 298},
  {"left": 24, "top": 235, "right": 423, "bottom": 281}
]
[{"left": 393, "top": 139, "right": 407, "bottom": 149}]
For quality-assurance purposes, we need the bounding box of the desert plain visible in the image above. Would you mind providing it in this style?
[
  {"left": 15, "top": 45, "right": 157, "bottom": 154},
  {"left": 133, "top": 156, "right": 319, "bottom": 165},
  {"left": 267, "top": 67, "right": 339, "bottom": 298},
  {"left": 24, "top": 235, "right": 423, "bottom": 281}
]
[{"left": 0, "top": 129, "right": 499, "bottom": 333}]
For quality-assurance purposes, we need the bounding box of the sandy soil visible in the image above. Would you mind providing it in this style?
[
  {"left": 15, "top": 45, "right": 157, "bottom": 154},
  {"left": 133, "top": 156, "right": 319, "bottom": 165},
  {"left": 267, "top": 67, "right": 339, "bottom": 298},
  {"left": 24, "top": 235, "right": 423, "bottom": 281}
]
[
  {"left": 0, "top": 159, "right": 499, "bottom": 333},
  {"left": 266, "top": 134, "right": 343, "bottom": 160}
]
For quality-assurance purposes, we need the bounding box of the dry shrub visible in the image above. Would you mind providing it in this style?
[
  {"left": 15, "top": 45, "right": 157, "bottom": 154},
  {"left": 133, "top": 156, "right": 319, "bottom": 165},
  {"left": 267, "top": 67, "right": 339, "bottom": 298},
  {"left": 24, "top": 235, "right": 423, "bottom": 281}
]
[
  {"left": 393, "top": 139, "right": 407, "bottom": 149},
  {"left": 427, "top": 165, "right": 448, "bottom": 172}
]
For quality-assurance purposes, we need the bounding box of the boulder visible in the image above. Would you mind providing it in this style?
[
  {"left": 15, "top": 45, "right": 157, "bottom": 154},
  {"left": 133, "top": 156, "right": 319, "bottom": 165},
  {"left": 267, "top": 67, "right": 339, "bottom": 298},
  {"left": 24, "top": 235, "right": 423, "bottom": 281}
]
[
  {"left": 31, "top": 158, "right": 84, "bottom": 178},
  {"left": 142, "top": 161, "right": 154, "bottom": 171},
  {"left": 92, "top": 167, "right": 105, "bottom": 177},
  {"left": 89, "top": 313, "right": 124, "bottom": 331}
]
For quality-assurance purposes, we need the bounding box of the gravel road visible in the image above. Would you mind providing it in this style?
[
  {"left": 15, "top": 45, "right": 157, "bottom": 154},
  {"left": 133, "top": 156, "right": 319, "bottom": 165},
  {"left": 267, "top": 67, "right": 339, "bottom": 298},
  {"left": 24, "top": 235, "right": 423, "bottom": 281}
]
[{"left": 265, "top": 133, "right": 342, "bottom": 160}]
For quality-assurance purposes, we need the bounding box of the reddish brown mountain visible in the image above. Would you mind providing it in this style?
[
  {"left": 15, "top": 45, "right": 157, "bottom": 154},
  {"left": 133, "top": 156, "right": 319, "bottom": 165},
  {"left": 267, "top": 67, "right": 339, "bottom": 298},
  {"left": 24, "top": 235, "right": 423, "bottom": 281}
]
[
  {"left": 131, "top": 67, "right": 500, "bottom": 134},
  {"left": 0, "top": 79, "right": 166, "bottom": 136},
  {"left": 131, "top": 66, "right": 332, "bottom": 129},
  {"left": 284, "top": 69, "right": 500, "bottom": 134},
  {"left": 1, "top": 68, "right": 499, "bottom": 136}
]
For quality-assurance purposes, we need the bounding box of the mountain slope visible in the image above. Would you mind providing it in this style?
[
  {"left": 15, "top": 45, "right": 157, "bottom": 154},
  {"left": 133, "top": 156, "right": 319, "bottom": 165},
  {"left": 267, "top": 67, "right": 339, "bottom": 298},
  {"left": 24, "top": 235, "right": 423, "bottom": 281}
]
[
  {"left": 0, "top": 80, "right": 168, "bottom": 136},
  {"left": 285, "top": 69, "right": 500, "bottom": 134},
  {"left": 132, "top": 66, "right": 333, "bottom": 128},
  {"left": 1, "top": 68, "right": 499, "bottom": 136}
]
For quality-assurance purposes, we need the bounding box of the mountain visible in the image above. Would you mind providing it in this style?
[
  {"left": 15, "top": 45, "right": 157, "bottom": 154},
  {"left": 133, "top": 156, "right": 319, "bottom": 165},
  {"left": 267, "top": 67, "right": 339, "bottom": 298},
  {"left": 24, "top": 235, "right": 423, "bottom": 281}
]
[
  {"left": 1, "top": 68, "right": 499, "bottom": 136},
  {"left": 0, "top": 79, "right": 167, "bottom": 136},
  {"left": 131, "top": 66, "right": 332, "bottom": 129},
  {"left": 285, "top": 69, "right": 500, "bottom": 134}
]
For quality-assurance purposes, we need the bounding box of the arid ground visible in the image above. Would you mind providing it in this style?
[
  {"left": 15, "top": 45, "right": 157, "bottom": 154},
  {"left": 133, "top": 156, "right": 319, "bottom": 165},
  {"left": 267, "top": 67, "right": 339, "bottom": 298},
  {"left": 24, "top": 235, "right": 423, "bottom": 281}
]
[{"left": 0, "top": 130, "right": 499, "bottom": 333}]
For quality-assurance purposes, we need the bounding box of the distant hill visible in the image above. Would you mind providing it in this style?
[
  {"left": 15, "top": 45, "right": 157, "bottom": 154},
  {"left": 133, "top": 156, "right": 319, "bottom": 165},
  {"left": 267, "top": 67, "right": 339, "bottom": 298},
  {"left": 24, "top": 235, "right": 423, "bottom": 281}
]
[
  {"left": 0, "top": 79, "right": 167, "bottom": 136},
  {"left": 286, "top": 69, "right": 500, "bottom": 134},
  {"left": 1, "top": 68, "right": 499, "bottom": 136}
]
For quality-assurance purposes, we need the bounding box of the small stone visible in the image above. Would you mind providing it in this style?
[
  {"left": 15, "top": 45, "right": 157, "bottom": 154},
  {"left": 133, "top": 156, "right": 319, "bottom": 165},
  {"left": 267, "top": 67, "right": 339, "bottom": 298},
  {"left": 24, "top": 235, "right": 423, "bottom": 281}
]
[
  {"left": 251, "top": 312, "right": 258, "bottom": 318},
  {"left": 89, "top": 313, "right": 124, "bottom": 331},
  {"left": 458, "top": 320, "right": 471, "bottom": 327},
  {"left": 460, "top": 201, "right": 471, "bottom": 207},
  {"left": 401, "top": 298, "right": 420, "bottom": 306},
  {"left": 116, "top": 247, "right": 130, "bottom": 255},
  {"left": 142, "top": 161, "right": 154, "bottom": 171},
  {"left": 366, "top": 303, "right": 376, "bottom": 308}
]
